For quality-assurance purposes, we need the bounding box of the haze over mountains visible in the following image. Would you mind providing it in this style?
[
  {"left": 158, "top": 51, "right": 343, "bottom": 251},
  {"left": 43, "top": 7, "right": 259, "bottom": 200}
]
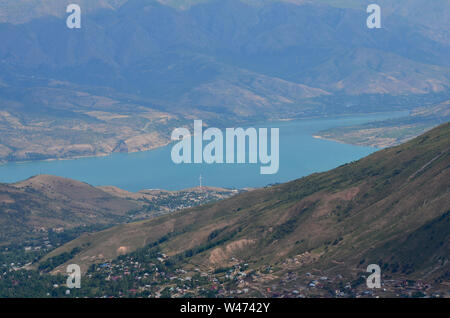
[
  {"left": 1, "top": 0, "right": 449, "bottom": 95},
  {"left": 0, "top": 0, "right": 449, "bottom": 162}
]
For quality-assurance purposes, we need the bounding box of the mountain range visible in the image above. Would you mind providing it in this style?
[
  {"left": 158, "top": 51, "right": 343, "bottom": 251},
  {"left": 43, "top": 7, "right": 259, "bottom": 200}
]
[{"left": 0, "top": 0, "right": 449, "bottom": 162}]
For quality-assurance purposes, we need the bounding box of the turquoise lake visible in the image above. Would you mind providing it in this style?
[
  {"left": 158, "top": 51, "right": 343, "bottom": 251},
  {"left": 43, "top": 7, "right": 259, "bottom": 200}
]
[{"left": 0, "top": 113, "right": 406, "bottom": 191}]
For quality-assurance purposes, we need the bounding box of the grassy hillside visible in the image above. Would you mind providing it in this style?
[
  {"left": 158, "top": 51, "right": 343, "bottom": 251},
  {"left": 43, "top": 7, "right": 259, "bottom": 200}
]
[
  {"left": 43, "top": 122, "right": 449, "bottom": 289},
  {"left": 0, "top": 175, "right": 140, "bottom": 244},
  {"left": 0, "top": 175, "right": 239, "bottom": 245}
]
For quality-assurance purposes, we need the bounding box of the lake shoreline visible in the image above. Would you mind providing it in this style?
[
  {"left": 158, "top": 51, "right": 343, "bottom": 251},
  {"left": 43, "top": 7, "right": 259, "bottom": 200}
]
[
  {"left": 0, "top": 111, "right": 408, "bottom": 166},
  {"left": 0, "top": 140, "right": 173, "bottom": 167},
  {"left": 0, "top": 112, "right": 406, "bottom": 192}
]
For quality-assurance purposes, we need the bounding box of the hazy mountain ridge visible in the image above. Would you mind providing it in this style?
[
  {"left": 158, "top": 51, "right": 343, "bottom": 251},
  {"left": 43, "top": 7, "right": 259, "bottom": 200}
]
[
  {"left": 0, "top": 0, "right": 448, "bottom": 162},
  {"left": 1, "top": 0, "right": 448, "bottom": 92},
  {"left": 0, "top": 0, "right": 129, "bottom": 24}
]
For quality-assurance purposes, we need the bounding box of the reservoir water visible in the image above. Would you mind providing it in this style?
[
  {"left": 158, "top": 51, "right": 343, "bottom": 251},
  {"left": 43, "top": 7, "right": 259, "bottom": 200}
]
[{"left": 0, "top": 113, "right": 405, "bottom": 191}]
